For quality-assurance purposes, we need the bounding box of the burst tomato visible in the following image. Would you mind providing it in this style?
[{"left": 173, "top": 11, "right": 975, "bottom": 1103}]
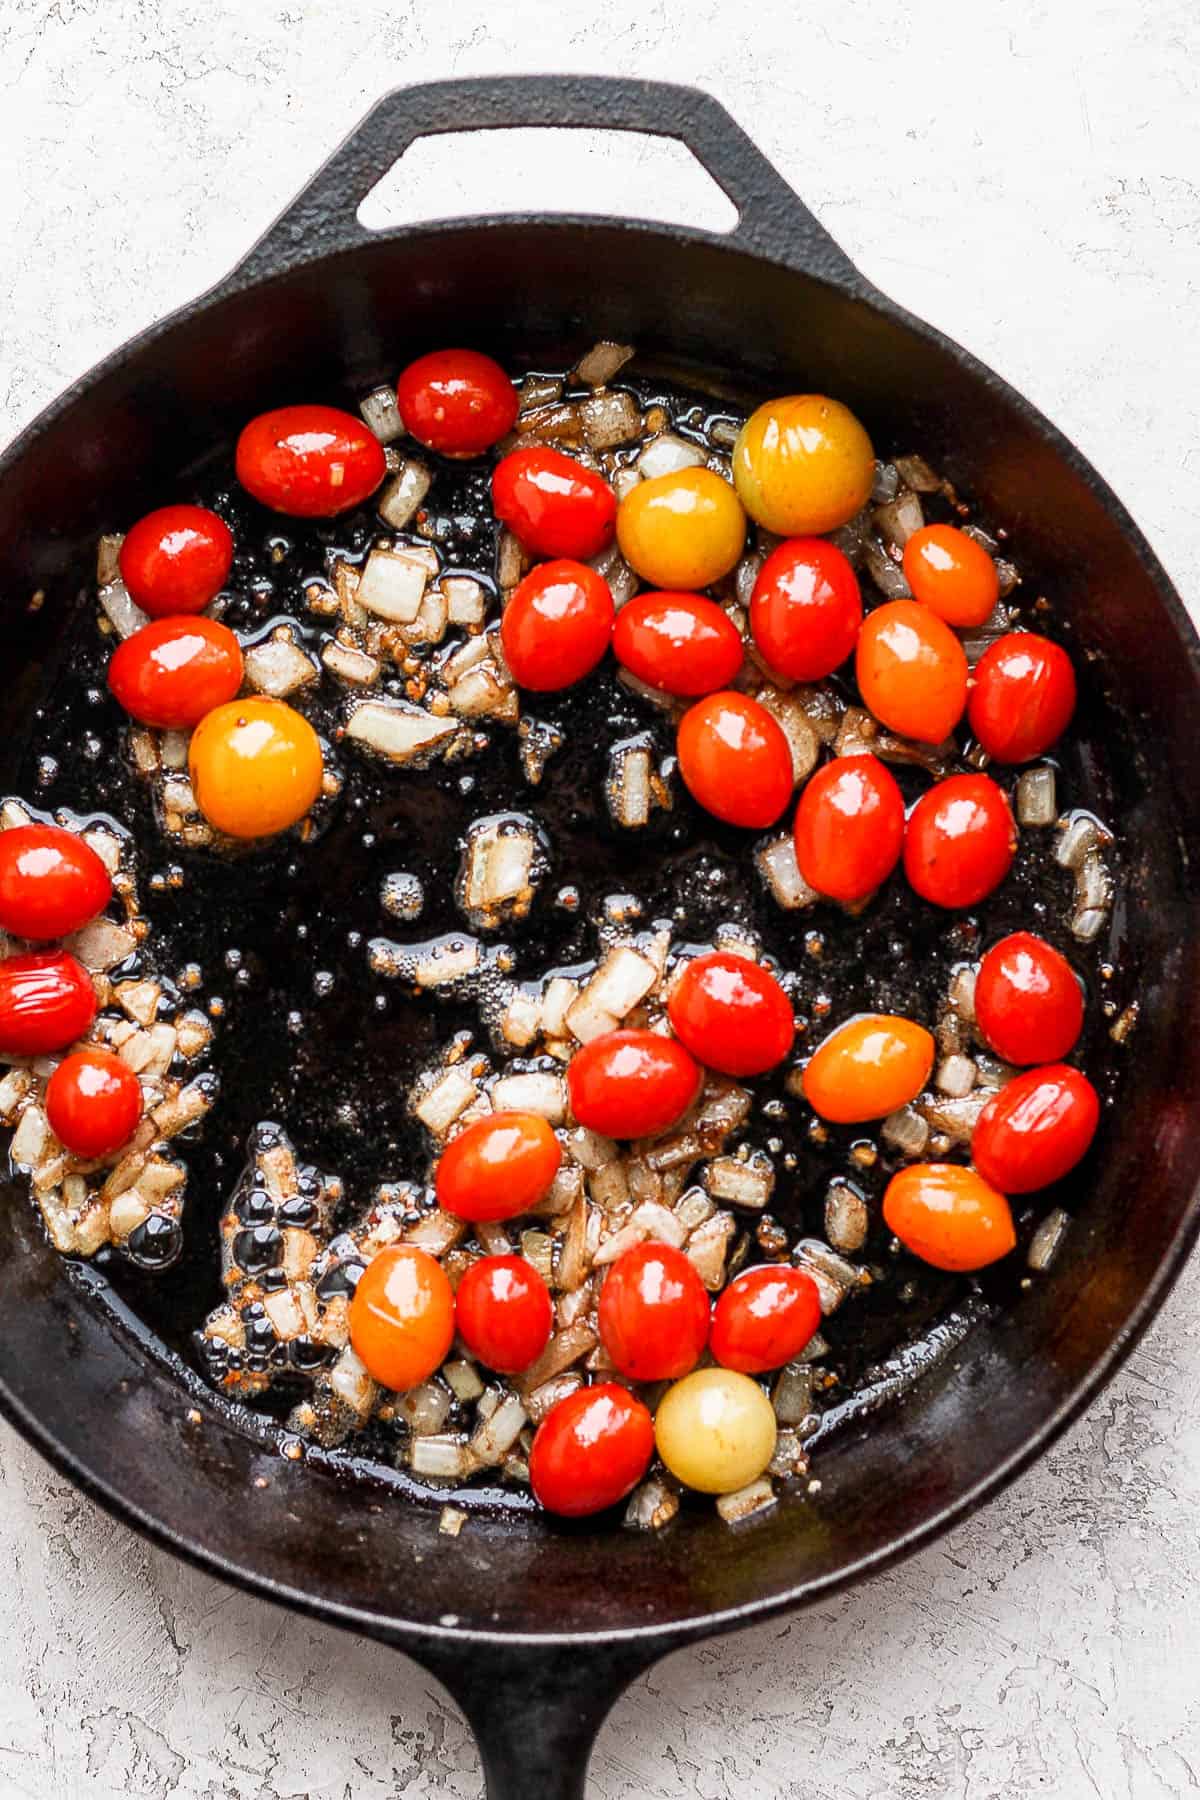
[
  {"left": 499, "top": 559, "right": 614, "bottom": 691},
  {"left": 108, "top": 617, "right": 243, "bottom": 729},
  {"left": 968, "top": 632, "right": 1077, "bottom": 763},
  {"left": 529, "top": 1383, "right": 654, "bottom": 1517},
  {"left": 972, "top": 1064, "right": 1100, "bottom": 1193},
  {"left": 567, "top": 1029, "right": 700, "bottom": 1140},
  {"left": 597, "top": 1240, "right": 711, "bottom": 1381},
  {"left": 454, "top": 1255, "right": 554, "bottom": 1374},
  {"left": 856, "top": 599, "right": 969, "bottom": 744},
  {"left": 883, "top": 1163, "right": 1017, "bottom": 1272},
  {"left": 749, "top": 537, "right": 862, "bottom": 679},
  {"left": 676, "top": 691, "right": 794, "bottom": 828},
  {"left": 803, "top": 1013, "right": 935, "bottom": 1123},
  {"left": 974, "top": 932, "right": 1084, "bottom": 1065},
  {"left": 236, "top": 405, "right": 385, "bottom": 516},
  {"left": 188, "top": 698, "right": 323, "bottom": 838},
  {"left": 612, "top": 591, "right": 743, "bottom": 696},
  {"left": 902, "top": 524, "right": 999, "bottom": 628},
  {"left": 733, "top": 395, "right": 874, "bottom": 535},
  {"left": 793, "top": 754, "right": 905, "bottom": 902},
  {"left": 710, "top": 1265, "right": 822, "bottom": 1374},
  {"left": 492, "top": 446, "right": 616, "bottom": 560},
  {"left": 45, "top": 1047, "right": 142, "bottom": 1159},
  {"left": 616, "top": 467, "right": 746, "bottom": 589},
  {"left": 435, "top": 1111, "right": 562, "bottom": 1222},
  {"left": 667, "top": 951, "right": 794, "bottom": 1077},
  {"left": 0, "top": 950, "right": 96, "bottom": 1055},
  {"left": 119, "top": 505, "right": 234, "bottom": 617},
  {"left": 396, "top": 349, "right": 517, "bottom": 456},
  {"left": 348, "top": 1245, "right": 455, "bottom": 1392},
  {"left": 0, "top": 825, "right": 112, "bottom": 941},
  {"left": 903, "top": 774, "right": 1017, "bottom": 908}
]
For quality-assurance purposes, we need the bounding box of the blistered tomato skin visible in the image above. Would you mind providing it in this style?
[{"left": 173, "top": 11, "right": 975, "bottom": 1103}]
[
  {"left": 45, "top": 1048, "right": 142, "bottom": 1159},
  {"left": 676, "top": 691, "right": 794, "bottom": 829},
  {"left": 529, "top": 1383, "right": 655, "bottom": 1517},
  {"left": 667, "top": 951, "right": 794, "bottom": 1077},
  {"left": 655, "top": 1367, "right": 777, "bottom": 1494},
  {"left": 902, "top": 524, "right": 999, "bottom": 629},
  {"left": 0, "top": 825, "right": 112, "bottom": 941},
  {"left": 396, "top": 349, "right": 518, "bottom": 457},
  {"left": 349, "top": 1245, "right": 456, "bottom": 1392},
  {"left": 803, "top": 1014, "right": 935, "bottom": 1123},
  {"left": 749, "top": 537, "right": 862, "bottom": 680},
  {"left": 188, "top": 698, "right": 323, "bottom": 839},
  {"left": 710, "top": 1265, "right": 822, "bottom": 1374},
  {"left": 793, "top": 754, "right": 905, "bottom": 902},
  {"left": 856, "top": 599, "right": 969, "bottom": 744},
  {"left": 236, "top": 405, "right": 386, "bottom": 517},
  {"left": 616, "top": 467, "right": 746, "bottom": 589},
  {"left": 598, "top": 1241, "right": 711, "bottom": 1381},
  {"left": 968, "top": 633, "right": 1077, "bottom": 763},
  {"left": 454, "top": 1255, "right": 554, "bottom": 1373},
  {"left": 492, "top": 447, "right": 616, "bottom": 560},
  {"left": 0, "top": 951, "right": 96, "bottom": 1055},
  {"left": 612, "top": 592, "right": 743, "bottom": 696},
  {"left": 883, "top": 1163, "right": 1017, "bottom": 1272},
  {"left": 500, "top": 560, "right": 614, "bottom": 691},
  {"left": 972, "top": 1064, "right": 1100, "bottom": 1194},
  {"left": 436, "top": 1111, "right": 562, "bottom": 1222},
  {"left": 119, "top": 505, "right": 234, "bottom": 617},
  {"left": 108, "top": 617, "right": 244, "bottom": 730},
  {"left": 904, "top": 774, "right": 1017, "bottom": 909},
  {"left": 974, "top": 932, "right": 1084, "bottom": 1065},
  {"left": 567, "top": 1029, "right": 701, "bottom": 1140},
  {"left": 733, "top": 395, "right": 874, "bottom": 536}
]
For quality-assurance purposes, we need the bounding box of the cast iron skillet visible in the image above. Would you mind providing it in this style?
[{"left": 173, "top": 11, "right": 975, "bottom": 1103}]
[{"left": 0, "top": 76, "right": 1197, "bottom": 1799}]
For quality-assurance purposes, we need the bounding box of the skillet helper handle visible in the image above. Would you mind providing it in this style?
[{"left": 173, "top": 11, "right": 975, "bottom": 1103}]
[{"left": 231, "top": 74, "right": 864, "bottom": 289}]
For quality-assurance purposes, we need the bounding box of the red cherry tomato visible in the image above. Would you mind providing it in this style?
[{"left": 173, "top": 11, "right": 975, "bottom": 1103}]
[
  {"left": 108, "top": 617, "right": 244, "bottom": 729},
  {"left": 968, "top": 633, "right": 1077, "bottom": 763},
  {"left": 856, "top": 599, "right": 969, "bottom": 743},
  {"left": 903, "top": 774, "right": 1017, "bottom": 908},
  {"left": 455, "top": 1255, "right": 554, "bottom": 1374},
  {"left": 974, "top": 932, "right": 1084, "bottom": 1065},
  {"left": 612, "top": 591, "right": 744, "bottom": 697},
  {"left": 236, "top": 405, "right": 385, "bottom": 517},
  {"left": 567, "top": 1029, "right": 701, "bottom": 1140},
  {"left": 749, "top": 536, "right": 862, "bottom": 680},
  {"left": 972, "top": 1064, "right": 1099, "bottom": 1194},
  {"left": 529, "top": 1382, "right": 654, "bottom": 1517},
  {"left": 118, "top": 505, "right": 234, "bottom": 617},
  {"left": 667, "top": 951, "right": 794, "bottom": 1077},
  {"left": 793, "top": 754, "right": 904, "bottom": 902},
  {"left": 45, "top": 1047, "right": 142, "bottom": 1159},
  {"left": 436, "top": 1111, "right": 562, "bottom": 1222},
  {"left": 492, "top": 447, "right": 616, "bottom": 560},
  {"left": 348, "top": 1245, "right": 456, "bottom": 1392},
  {"left": 500, "top": 560, "right": 614, "bottom": 691},
  {"left": 902, "top": 524, "right": 999, "bottom": 629},
  {"left": 676, "top": 691, "right": 794, "bottom": 828},
  {"left": 710, "top": 1265, "right": 822, "bottom": 1374},
  {"left": 396, "top": 349, "right": 518, "bottom": 457},
  {"left": 0, "top": 825, "right": 112, "bottom": 940},
  {"left": 0, "top": 950, "right": 96, "bottom": 1055},
  {"left": 598, "top": 1240, "right": 711, "bottom": 1380}
]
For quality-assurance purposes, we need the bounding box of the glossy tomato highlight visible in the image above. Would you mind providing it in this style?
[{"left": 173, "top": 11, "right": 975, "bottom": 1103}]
[
  {"left": 45, "top": 1047, "right": 142, "bottom": 1159},
  {"left": 436, "top": 1111, "right": 562, "bottom": 1222},
  {"left": 856, "top": 599, "right": 969, "bottom": 744},
  {"left": 803, "top": 1013, "right": 935, "bottom": 1123},
  {"left": 492, "top": 447, "right": 616, "bottom": 559},
  {"left": 968, "top": 632, "right": 1077, "bottom": 763},
  {"left": 710, "top": 1265, "right": 821, "bottom": 1374},
  {"left": 108, "top": 617, "right": 243, "bottom": 730},
  {"left": 348, "top": 1245, "right": 455, "bottom": 1392},
  {"left": 0, "top": 825, "right": 112, "bottom": 941},
  {"left": 749, "top": 536, "right": 862, "bottom": 679},
  {"left": 530, "top": 1383, "right": 654, "bottom": 1517},
  {"left": 903, "top": 774, "right": 1017, "bottom": 908},
  {"left": 667, "top": 950, "right": 794, "bottom": 1077},
  {"left": 500, "top": 560, "right": 614, "bottom": 691},
  {"left": 974, "top": 932, "right": 1084, "bottom": 1065},
  {"left": 972, "top": 1064, "right": 1100, "bottom": 1194},
  {"left": 396, "top": 349, "right": 518, "bottom": 457},
  {"left": 0, "top": 950, "right": 96, "bottom": 1056},
  {"left": 676, "top": 691, "right": 794, "bottom": 828},
  {"left": 455, "top": 1255, "right": 554, "bottom": 1374},
  {"left": 236, "top": 405, "right": 385, "bottom": 516},
  {"left": 883, "top": 1163, "right": 1017, "bottom": 1272},
  {"left": 567, "top": 1029, "right": 700, "bottom": 1140},
  {"left": 597, "top": 1240, "right": 711, "bottom": 1380},
  {"left": 119, "top": 505, "right": 234, "bottom": 617},
  {"left": 612, "top": 592, "right": 743, "bottom": 696},
  {"left": 793, "top": 754, "right": 904, "bottom": 902}
]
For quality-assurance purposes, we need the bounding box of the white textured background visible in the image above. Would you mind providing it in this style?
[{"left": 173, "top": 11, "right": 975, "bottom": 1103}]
[{"left": 1, "top": 2, "right": 1199, "bottom": 1795}]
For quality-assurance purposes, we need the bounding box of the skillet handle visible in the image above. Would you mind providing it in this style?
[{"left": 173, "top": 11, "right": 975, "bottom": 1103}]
[{"left": 230, "top": 74, "right": 864, "bottom": 290}]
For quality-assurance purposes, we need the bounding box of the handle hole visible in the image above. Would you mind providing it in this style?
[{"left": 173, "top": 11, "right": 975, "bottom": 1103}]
[{"left": 356, "top": 127, "right": 740, "bottom": 235}]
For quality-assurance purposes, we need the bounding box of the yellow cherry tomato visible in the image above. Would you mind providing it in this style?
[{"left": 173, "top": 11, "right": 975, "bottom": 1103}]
[
  {"left": 616, "top": 468, "right": 746, "bottom": 589},
  {"left": 803, "top": 1013, "right": 934, "bottom": 1124},
  {"left": 654, "top": 1367, "right": 777, "bottom": 1494},
  {"left": 733, "top": 394, "right": 874, "bottom": 535},
  {"left": 189, "top": 697, "right": 323, "bottom": 839}
]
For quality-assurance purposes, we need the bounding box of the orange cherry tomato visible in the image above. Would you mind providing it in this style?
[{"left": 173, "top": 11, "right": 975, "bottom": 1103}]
[
  {"left": 108, "top": 617, "right": 243, "bottom": 729},
  {"left": 454, "top": 1255, "right": 554, "bottom": 1373},
  {"left": 676, "top": 691, "right": 794, "bottom": 828},
  {"left": 236, "top": 405, "right": 386, "bottom": 516},
  {"left": 500, "top": 559, "right": 614, "bottom": 691},
  {"left": 612, "top": 591, "right": 743, "bottom": 697},
  {"left": 348, "top": 1244, "right": 455, "bottom": 1391},
  {"left": 396, "top": 349, "right": 518, "bottom": 457},
  {"left": 749, "top": 537, "right": 862, "bottom": 680},
  {"left": 710, "top": 1265, "right": 822, "bottom": 1373},
  {"left": 597, "top": 1240, "right": 711, "bottom": 1380},
  {"left": 972, "top": 1064, "right": 1100, "bottom": 1194},
  {"left": 667, "top": 950, "right": 794, "bottom": 1077},
  {"left": 902, "top": 524, "right": 999, "bottom": 628},
  {"left": 883, "top": 1163, "right": 1016, "bottom": 1272},
  {"left": 45, "top": 1047, "right": 142, "bottom": 1159},
  {"left": 803, "top": 1013, "right": 935, "bottom": 1123},
  {"left": 435, "top": 1111, "right": 562, "bottom": 1222},
  {"left": 616, "top": 468, "right": 746, "bottom": 589},
  {"left": 529, "top": 1383, "right": 654, "bottom": 1517},
  {"left": 119, "top": 504, "right": 234, "bottom": 617},
  {"left": 567, "top": 1029, "right": 700, "bottom": 1139},
  {"left": 188, "top": 698, "right": 323, "bottom": 839},
  {"left": 856, "top": 599, "right": 968, "bottom": 744},
  {"left": 974, "top": 932, "right": 1083, "bottom": 1065},
  {"left": 492, "top": 446, "right": 616, "bottom": 560},
  {"left": 968, "top": 633, "right": 1077, "bottom": 763},
  {"left": 903, "top": 774, "right": 1017, "bottom": 909},
  {"left": 793, "top": 754, "right": 904, "bottom": 902},
  {"left": 0, "top": 824, "right": 112, "bottom": 940},
  {"left": 733, "top": 395, "right": 875, "bottom": 535}
]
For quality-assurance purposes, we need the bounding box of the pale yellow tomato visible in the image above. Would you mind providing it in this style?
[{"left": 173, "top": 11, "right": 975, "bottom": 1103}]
[
  {"left": 617, "top": 468, "right": 746, "bottom": 589},
  {"left": 654, "top": 1367, "right": 777, "bottom": 1493},
  {"left": 733, "top": 394, "right": 874, "bottom": 535}
]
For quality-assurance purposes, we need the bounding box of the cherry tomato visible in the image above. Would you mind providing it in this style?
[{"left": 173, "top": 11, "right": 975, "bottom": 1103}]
[
  {"left": 655, "top": 1368, "right": 777, "bottom": 1494},
  {"left": 902, "top": 524, "right": 999, "bottom": 628},
  {"left": 567, "top": 1029, "right": 700, "bottom": 1140},
  {"left": 455, "top": 1255, "right": 554, "bottom": 1373},
  {"left": 974, "top": 932, "right": 1083, "bottom": 1065},
  {"left": 749, "top": 537, "right": 862, "bottom": 679},
  {"left": 612, "top": 591, "right": 743, "bottom": 697},
  {"left": 492, "top": 447, "right": 616, "bottom": 560},
  {"left": 500, "top": 559, "right": 614, "bottom": 691},
  {"left": 118, "top": 505, "right": 234, "bottom": 617},
  {"left": 616, "top": 468, "right": 745, "bottom": 589},
  {"left": 0, "top": 950, "right": 96, "bottom": 1055},
  {"left": 793, "top": 754, "right": 904, "bottom": 902},
  {"left": 236, "top": 405, "right": 386, "bottom": 517},
  {"left": 667, "top": 951, "right": 794, "bottom": 1077},
  {"left": 803, "top": 1013, "right": 934, "bottom": 1123},
  {"left": 348, "top": 1244, "right": 455, "bottom": 1392},
  {"left": 733, "top": 395, "right": 874, "bottom": 536},
  {"left": 710, "top": 1265, "right": 822, "bottom": 1374},
  {"left": 972, "top": 1064, "right": 1099, "bottom": 1194},
  {"left": 396, "top": 349, "right": 518, "bottom": 457},
  {"left": 0, "top": 825, "right": 112, "bottom": 940},
  {"left": 108, "top": 617, "right": 243, "bottom": 729},
  {"left": 903, "top": 774, "right": 1017, "bottom": 909},
  {"left": 598, "top": 1240, "right": 711, "bottom": 1380},
  {"left": 529, "top": 1382, "right": 654, "bottom": 1517},
  {"left": 676, "top": 691, "right": 794, "bottom": 828},
  {"left": 436, "top": 1111, "right": 562, "bottom": 1222},
  {"left": 856, "top": 599, "right": 969, "bottom": 744},
  {"left": 883, "top": 1163, "right": 1016, "bottom": 1272},
  {"left": 45, "top": 1047, "right": 142, "bottom": 1159},
  {"left": 188, "top": 698, "right": 323, "bottom": 839},
  {"left": 968, "top": 632, "right": 1077, "bottom": 763}
]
